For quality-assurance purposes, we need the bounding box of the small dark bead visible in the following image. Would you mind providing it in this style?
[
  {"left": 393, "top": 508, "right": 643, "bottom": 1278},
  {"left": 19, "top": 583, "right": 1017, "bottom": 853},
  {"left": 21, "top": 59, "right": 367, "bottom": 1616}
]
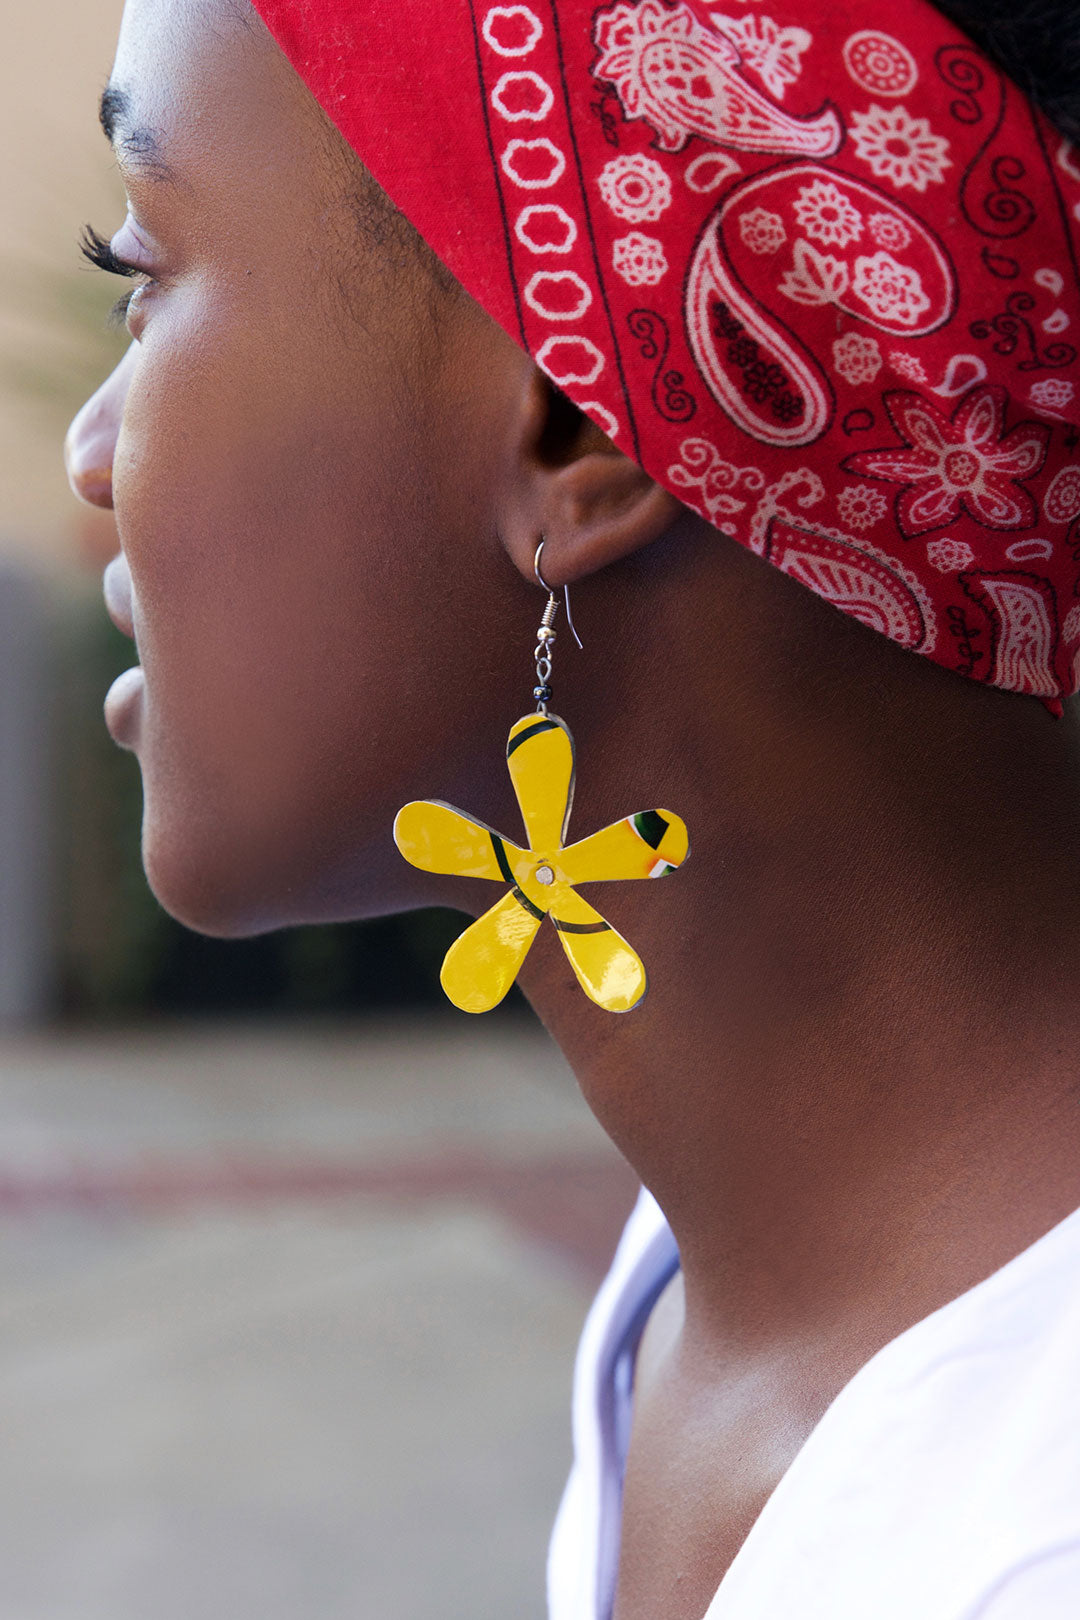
[{"left": 533, "top": 683, "right": 553, "bottom": 702}]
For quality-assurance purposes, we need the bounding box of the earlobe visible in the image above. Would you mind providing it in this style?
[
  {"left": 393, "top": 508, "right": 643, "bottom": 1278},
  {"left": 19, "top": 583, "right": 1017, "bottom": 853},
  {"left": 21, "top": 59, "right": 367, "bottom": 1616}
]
[{"left": 500, "top": 364, "right": 684, "bottom": 586}]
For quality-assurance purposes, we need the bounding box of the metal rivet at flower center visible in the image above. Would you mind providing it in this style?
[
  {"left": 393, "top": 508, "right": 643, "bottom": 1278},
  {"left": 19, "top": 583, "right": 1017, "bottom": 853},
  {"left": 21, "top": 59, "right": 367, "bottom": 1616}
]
[{"left": 535, "top": 865, "right": 555, "bottom": 885}]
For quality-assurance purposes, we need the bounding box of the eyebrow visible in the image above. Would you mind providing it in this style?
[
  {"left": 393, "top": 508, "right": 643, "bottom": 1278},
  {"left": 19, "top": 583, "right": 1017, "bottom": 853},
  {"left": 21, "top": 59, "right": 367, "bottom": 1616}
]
[{"left": 99, "top": 84, "right": 175, "bottom": 182}]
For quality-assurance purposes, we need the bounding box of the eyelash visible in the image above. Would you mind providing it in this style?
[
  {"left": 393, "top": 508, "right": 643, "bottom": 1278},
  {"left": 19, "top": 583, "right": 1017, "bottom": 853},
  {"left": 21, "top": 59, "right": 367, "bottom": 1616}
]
[{"left": 80, "top": 224, "right": 152, "bottom": 328}]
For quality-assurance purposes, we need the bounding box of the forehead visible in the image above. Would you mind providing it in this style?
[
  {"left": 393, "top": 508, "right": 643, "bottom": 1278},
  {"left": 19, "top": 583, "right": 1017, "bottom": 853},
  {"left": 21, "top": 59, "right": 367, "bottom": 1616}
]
[
  {"left": 113, "top": 0, "right": 239, "bottom": 98},
  {"left": 109, "top": 0, "right": 316, "bottom": 178}
]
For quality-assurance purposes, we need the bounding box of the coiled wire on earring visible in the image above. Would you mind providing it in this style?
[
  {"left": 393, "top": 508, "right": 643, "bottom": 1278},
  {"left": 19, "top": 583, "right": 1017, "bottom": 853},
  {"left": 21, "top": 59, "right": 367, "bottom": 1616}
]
[{"left": 532, "top": 538, "right": 582, "bottom": 715}]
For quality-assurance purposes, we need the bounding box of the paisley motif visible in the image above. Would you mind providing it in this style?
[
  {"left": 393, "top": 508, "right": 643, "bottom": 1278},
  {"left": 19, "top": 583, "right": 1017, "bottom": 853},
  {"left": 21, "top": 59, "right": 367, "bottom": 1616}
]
[
  {"left": 591, "top": 1, "right": 842, "bottom": 155},
  {"left": 763, "top": 518, "right": 934, "bottom": 649},
  {"left": 958, "top": 571, "right": 1063, "bottom": 698},
  {"left": 686, "top": 165, "right": 955, "bottom": 447}
]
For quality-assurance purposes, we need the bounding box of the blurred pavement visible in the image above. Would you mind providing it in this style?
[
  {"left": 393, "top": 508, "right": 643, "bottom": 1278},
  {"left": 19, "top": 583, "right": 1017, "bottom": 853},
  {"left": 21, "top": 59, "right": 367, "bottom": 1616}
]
[{"left": 0, "top": 1017, "right": 637, "bottom": 1620}]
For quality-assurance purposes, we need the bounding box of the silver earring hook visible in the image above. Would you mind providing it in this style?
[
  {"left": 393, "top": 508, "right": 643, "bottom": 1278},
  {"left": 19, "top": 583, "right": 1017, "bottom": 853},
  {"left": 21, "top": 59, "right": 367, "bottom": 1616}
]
[{"left": 533, "top": 539, "right": 583, "bottom": 650}]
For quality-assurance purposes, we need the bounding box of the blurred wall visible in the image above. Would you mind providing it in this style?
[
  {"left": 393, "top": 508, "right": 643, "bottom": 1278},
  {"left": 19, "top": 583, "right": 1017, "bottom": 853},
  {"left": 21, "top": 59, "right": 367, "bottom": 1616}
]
[
  {"left": 0, "top": 0, "right": 126, "bottom": 573},
  {"left": 0, "top": 1, "right": 127, "bottom": 1017}
]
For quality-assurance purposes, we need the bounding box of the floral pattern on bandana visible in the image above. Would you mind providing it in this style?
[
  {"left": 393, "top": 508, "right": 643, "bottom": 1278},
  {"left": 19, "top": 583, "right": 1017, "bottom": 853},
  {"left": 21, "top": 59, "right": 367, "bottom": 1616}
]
[
  {"left": 252, "top": 0, "right": 1080, "bottom": 714},
  {"left": 848, "top": 104, "right": 952, "bottom": 192},
  {"left": 843, "top": 387, "right": 1050, "bottom": 537}
]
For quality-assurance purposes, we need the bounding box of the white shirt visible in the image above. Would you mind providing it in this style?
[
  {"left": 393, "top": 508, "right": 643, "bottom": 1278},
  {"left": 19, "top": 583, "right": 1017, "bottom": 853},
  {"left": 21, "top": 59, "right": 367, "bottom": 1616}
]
[{"left": 548, "top": 1189, "right": 1080, "bottom": 1619}]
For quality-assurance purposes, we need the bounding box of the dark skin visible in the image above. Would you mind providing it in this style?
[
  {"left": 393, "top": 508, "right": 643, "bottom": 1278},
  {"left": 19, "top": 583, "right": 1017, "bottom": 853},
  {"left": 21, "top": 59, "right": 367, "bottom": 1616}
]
[{"left": 64, "top": 2, "right": 1080, "bottom": 1614}]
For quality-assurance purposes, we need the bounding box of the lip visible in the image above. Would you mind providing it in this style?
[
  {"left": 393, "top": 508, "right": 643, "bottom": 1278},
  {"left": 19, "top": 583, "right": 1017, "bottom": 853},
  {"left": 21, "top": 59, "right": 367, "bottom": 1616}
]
[
  {"left": 103, "top": 552, "right": 135, "bottom": 640},
  {"left": 104, "top": 666, "right": 145, "bottom": 750},
  {"left": 102, "top": 553, "right": 143, "bottom": 749}
]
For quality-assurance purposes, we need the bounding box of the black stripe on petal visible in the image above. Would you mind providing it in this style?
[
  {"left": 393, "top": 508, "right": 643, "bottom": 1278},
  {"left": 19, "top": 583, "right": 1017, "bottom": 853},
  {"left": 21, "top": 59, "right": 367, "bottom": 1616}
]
[
  {"left": 490, "top": 833, "right": 515, "bottom": 884},
  {"left": 511, "top": 886, "right": 545, "bottom": 921},
  {"left": 507, "top": 718, "right": 558, "bottom": 758}
]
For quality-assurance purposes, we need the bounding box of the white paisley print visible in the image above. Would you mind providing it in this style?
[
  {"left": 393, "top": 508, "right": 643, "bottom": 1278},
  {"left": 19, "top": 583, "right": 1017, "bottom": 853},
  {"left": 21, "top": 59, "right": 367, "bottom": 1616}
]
[
  {"left": 597, "top": 153, "right": 672, "bottom": 222},
  {"left": 793, "top": 179, "right": 863, "bottom": 247},
  {"left": 667, "top": 438, "right": 766, "bottom": 523},
  {"left": 1044, "top": 465, "right": 1080, "bottom": 524},
  {"left": 843, "top": 30, "right": 919, "bottom": 96},
  {"left": 590, "top": 0, "right": 843, "bottom": 156},
  {"left": 837, "top": 484, "right": 889, "bottom": 530},
  {"left": 868, "top": 210, "right": 912, "bottom": 251},
  {"left": 849, "top": 104, "right": 952, "bottom": 191},
  {"left": 926, "top": 537, "right": 976, "bottom": 573},
  {"left": 612, "top": 232, "right": 668, "bottom": 285},
  {"left": 708, "top": 11, "right": 812, "bottom": 100},
  {"left": 738, "top": 207, "right": 787, "bottom": 254},
  {"left": 1030, "top": 378, "right": 1076, "bottom": 411},
  {"left": 890, "top": 349, "right": 929, "bottom": 384},
  {"left": 832, "top": 332, "right": 883, "bottom": 386},
  {"left": 852, "top": 253, "right": 931, "bottom": 326},
  {"left": 844, "top": 386, "right": 1050, "bottom": 537},
  {"left": 780, "top": 240, "right": 850, "bottom": 306}
]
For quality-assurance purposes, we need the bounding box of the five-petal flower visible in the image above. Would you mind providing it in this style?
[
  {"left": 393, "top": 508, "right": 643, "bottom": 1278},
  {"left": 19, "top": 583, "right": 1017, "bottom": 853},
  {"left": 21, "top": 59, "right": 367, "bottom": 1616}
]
[
  {"left": 394, "top": 713, "right": 689, "bottom": 1014},
  {"left": 842, "top": 384, "right": 1050, "bottom": 537}
]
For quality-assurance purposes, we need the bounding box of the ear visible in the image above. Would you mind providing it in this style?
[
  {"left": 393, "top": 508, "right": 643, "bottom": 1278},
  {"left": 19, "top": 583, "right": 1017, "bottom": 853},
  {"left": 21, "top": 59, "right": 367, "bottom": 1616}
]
[{"left": 498, "top": 365, "right": 684, "bottom": 587}]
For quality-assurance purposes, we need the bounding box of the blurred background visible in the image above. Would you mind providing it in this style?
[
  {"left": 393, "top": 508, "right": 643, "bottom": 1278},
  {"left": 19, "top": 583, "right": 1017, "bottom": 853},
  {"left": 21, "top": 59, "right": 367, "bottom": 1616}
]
[{"left": 0, "top": 3, "right": 636, "bottom": 1615}]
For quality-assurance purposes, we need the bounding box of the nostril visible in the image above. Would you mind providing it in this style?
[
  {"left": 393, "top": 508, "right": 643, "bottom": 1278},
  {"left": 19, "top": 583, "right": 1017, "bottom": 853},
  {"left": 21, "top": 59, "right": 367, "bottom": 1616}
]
[
  {"left": 64, "top": 411, "right": 115, "bottom": 510},
  {"left": 70, "top": 466, "right": 115, "bottom": 508}
]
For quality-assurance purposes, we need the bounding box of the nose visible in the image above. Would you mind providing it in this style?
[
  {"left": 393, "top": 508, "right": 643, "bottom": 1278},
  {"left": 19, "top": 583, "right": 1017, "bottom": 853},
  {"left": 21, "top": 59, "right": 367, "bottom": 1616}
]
[{"left": 64, "top": 342, "right": 139, "bottom": 509}]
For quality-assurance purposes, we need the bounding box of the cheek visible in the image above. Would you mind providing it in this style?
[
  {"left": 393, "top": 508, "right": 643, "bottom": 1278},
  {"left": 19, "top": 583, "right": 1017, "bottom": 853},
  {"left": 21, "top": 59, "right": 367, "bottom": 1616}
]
[{"left": 111, "top": 302, "right": 501, "bottom": 934}]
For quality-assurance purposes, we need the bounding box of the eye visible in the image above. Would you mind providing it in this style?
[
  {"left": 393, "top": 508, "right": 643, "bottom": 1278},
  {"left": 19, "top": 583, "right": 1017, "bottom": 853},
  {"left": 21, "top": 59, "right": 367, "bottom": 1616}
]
[
  {"left": 80, "top": 224, "right": 141, "bottom": 279},
  {"left": 107, "top": 287, "right": 139, "bottom": 330},
  {"left": 80, "top": 224, "right": 155, "bottom": 333}
]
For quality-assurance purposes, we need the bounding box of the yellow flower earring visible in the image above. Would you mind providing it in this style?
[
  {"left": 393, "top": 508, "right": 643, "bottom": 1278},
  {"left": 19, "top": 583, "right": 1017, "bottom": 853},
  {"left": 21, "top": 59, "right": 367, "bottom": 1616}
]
[{"left": 393, "top": 541, "right": 689, "bottom": 1013}]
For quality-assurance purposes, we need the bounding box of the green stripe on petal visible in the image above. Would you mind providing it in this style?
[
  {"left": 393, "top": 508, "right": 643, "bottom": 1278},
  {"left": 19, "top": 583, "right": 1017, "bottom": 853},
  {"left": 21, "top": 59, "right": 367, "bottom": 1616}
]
[{"left": 560, "top": 810, "right": 689, "bottom": 885}]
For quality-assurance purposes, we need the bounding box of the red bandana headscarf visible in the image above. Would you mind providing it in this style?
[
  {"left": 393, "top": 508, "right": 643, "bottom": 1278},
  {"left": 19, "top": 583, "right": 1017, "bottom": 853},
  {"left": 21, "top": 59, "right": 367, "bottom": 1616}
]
[{"left": 251, "top": 0, "right": 1080, "bottom": 715}]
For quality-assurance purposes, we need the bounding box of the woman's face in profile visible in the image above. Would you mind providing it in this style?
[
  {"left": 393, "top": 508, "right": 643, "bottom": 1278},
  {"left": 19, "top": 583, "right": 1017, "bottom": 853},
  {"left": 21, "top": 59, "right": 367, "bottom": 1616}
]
[{"left": 65, "top": 0, "right": 538, "bottom": 939}]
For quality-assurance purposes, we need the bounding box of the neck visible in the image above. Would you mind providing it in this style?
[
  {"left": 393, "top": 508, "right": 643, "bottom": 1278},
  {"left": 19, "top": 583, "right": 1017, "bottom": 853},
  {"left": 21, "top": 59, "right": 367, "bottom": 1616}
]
[{"left": 519, "top": 515, "right": 1080, "bottom": 1372}]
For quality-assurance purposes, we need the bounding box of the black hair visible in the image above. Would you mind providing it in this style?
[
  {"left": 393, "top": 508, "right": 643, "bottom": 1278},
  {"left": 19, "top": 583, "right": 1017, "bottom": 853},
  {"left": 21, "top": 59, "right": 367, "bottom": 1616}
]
[{"left": 931, "top": 0, "right": 1080, "bottom": 142}]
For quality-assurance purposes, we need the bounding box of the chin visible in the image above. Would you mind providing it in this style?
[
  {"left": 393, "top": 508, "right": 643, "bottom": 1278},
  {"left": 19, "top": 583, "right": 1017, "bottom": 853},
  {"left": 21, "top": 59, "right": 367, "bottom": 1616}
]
[
  {"left": 141, "top": 826, "right": 277, "bottom": 938},
  {"left": 137, "top": 781, "right": 302, "bottom": 935},
  {"left": 139, "top": 795, "right": 418, "bottom": 939}
]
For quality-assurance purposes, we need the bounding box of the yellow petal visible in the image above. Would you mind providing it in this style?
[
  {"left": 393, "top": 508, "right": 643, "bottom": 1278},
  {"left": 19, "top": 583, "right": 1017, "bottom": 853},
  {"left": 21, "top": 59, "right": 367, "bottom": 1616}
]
[
  {"left": 560, "top": 810, "right": 690, "bottom": 885},
  {"left": 394, "top": 800, "right": 523, "bottom": 881},
  {"left": 505, "top": 713, "right": 575, "bottom": 854},
  {"left": 440, "top": 888, "right": 543, "bottom": 1014},
  {"left": 548, "top": 890, "right": 646, "bottom": 1013}
]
